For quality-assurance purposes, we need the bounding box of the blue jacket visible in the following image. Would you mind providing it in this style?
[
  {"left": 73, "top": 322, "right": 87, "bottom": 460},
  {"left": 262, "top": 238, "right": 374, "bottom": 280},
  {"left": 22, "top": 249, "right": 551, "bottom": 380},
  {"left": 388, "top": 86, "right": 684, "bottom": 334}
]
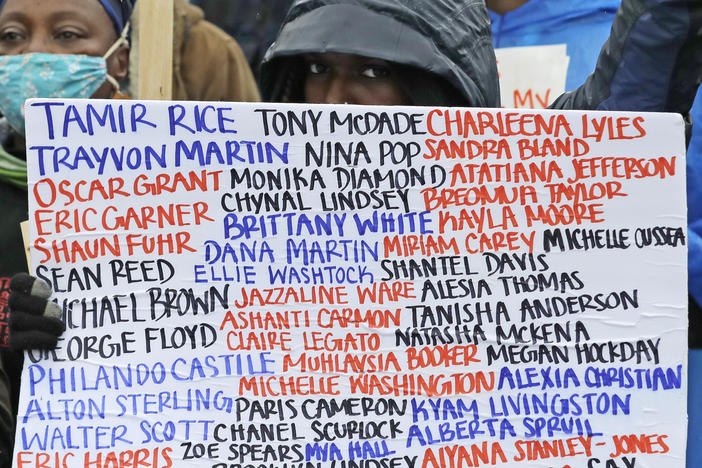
[{"left": 490, "top": 0, "right": 621, "bottom": 90}]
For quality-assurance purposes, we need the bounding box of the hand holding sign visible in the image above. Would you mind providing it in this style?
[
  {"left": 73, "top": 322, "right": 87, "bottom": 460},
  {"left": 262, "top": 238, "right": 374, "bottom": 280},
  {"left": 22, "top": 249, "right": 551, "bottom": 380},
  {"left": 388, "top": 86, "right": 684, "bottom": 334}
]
[{"left": 7, "top": 274, "right": 64, "bottom": 350}]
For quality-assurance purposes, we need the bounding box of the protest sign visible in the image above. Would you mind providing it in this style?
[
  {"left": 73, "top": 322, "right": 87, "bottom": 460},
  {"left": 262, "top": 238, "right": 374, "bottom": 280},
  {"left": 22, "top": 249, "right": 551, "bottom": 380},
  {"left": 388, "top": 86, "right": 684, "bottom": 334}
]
[
  {"left": 495, "top": 45, "right": 570, "bottom": 109},
  {"left": 16, "top": 100, "right": 687, "bottom": 468}
]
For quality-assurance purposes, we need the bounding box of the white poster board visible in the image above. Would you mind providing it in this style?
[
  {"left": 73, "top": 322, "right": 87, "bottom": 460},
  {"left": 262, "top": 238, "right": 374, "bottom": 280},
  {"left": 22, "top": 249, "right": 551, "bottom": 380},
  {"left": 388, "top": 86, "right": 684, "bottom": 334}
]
[
  {"left": 16, "top": 100, "right": 687, "bottom": 468},
  {"left": 496, "top": 45, "right": 570, "bottom": 108}
]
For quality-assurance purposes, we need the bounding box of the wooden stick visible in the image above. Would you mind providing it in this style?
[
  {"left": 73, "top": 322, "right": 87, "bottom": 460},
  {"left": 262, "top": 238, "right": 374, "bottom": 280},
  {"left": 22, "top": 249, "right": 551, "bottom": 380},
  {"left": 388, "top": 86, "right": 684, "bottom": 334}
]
[
  {"left": 20, "top": 221, "right": 31, "bottom": 271},
  {"left": 136, "top": 0, "right": 174, "bottom": 100}
]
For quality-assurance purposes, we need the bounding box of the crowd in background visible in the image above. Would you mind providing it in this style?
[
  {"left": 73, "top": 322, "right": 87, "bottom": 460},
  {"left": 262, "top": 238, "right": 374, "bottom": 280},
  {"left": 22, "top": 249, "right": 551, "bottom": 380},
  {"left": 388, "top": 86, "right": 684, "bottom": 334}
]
[{"left": 0, "top": 0, "right": 700, "bottom": 466}]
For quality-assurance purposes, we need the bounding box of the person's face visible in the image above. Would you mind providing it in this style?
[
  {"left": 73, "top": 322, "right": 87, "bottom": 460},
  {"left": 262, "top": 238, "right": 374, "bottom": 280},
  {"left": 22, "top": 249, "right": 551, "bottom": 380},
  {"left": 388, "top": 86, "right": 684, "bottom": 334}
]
[
  {"left": 304, "top": 53, "right": 409, "bottom": 106},
  {"left": 0, "top": 0, "right": 129, "bottom": 98}
]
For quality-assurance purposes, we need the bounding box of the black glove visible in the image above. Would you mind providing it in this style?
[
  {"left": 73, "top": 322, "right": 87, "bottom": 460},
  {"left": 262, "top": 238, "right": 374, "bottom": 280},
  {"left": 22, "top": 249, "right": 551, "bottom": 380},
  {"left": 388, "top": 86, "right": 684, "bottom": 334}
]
[{"left": 8, "top": 273, "right": 65, "bottom": 350}]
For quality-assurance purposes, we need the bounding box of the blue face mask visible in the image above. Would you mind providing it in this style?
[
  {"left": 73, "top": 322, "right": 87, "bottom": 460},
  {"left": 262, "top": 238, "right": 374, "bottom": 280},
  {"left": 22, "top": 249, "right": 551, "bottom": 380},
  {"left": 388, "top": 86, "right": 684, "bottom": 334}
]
[{"left": 0, "top": 26, "right": 128, "bottom": 135}]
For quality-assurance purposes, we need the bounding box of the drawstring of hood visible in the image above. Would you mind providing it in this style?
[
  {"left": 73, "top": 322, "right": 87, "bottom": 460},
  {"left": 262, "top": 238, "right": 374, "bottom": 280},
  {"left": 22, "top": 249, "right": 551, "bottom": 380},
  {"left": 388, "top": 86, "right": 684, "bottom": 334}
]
[{"left": 104, "top": 22, "right": 131, "bottom": 93}]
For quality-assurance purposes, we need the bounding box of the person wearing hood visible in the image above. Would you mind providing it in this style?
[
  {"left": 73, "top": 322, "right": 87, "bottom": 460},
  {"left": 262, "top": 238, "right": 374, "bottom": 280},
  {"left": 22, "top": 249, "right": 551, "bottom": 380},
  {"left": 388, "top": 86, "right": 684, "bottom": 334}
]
[
  {"left": 259, "top": 1, "right": 701, "bottom": 460},
  {"left": 261, "top": 0, "right": 701, "bottom": 329},
  {"left": 261, "top": 0, "right": 499, "bottom": 108},
  {"left": 261, "top": 0, "right": 700, "bottom": 117}
]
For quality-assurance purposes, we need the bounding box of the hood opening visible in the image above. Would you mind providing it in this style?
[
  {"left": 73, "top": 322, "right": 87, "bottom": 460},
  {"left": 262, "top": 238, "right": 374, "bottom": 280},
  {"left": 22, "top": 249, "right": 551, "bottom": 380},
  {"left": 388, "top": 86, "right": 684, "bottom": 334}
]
[{"left": 261, "top": 1, "right": 497, "bottom": 106}]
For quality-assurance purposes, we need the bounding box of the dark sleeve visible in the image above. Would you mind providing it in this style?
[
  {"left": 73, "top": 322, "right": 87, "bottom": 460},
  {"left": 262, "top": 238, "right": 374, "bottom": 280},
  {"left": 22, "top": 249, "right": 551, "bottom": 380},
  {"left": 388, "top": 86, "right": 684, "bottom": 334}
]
[
  {"left": 549, "top": 0, "right": 702, "bottom": 116},
  {"left": 0, "top": 356, "right": 14, "bottom": 468}
]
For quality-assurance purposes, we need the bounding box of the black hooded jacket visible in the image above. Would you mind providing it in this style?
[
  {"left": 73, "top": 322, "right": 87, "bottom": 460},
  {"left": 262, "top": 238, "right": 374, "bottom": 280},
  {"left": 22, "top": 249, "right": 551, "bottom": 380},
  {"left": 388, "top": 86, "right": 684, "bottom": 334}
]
[
  {"left": 261, "top": 0, "right": 701, "bottom": 117},
  {"left": 260, "top": 0, "right": 500, "bottom": 107}
]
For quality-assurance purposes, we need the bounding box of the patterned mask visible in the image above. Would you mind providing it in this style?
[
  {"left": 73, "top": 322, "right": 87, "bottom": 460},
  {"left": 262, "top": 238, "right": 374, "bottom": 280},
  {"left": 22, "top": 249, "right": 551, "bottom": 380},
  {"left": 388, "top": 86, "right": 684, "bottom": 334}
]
[{"left": 0, "top": 25, "right": 128, "bottom": 135}]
